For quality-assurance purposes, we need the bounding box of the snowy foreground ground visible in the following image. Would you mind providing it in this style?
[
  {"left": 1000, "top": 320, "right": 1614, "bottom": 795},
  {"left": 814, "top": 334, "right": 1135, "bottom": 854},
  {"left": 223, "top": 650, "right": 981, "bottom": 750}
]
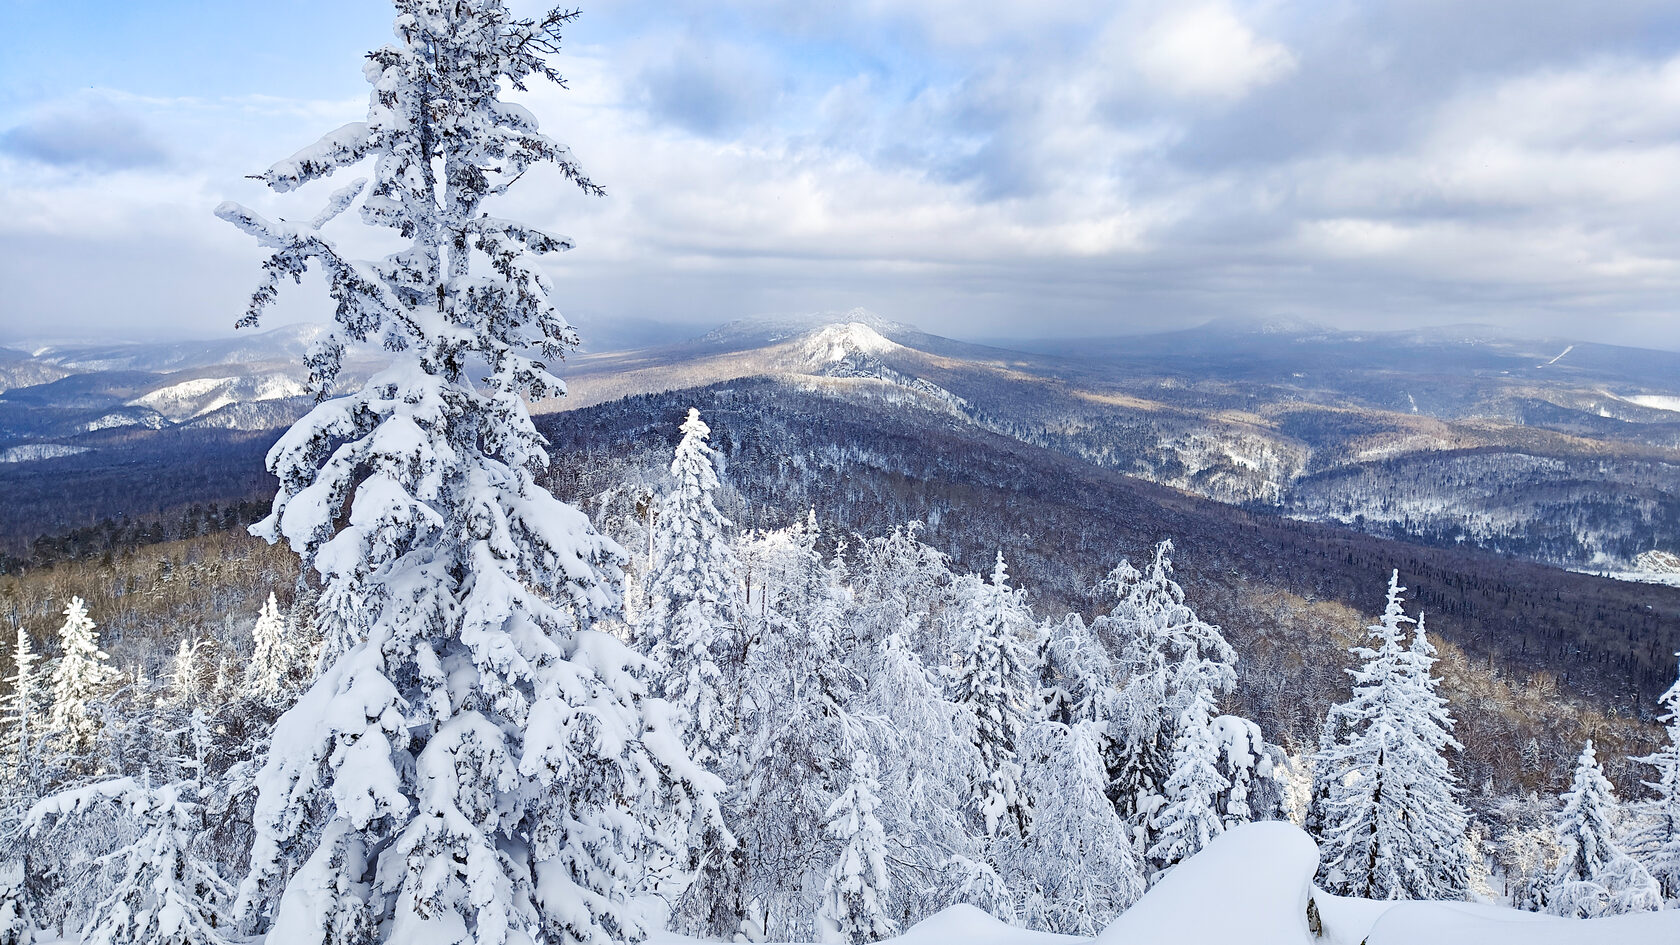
[{"left": 654, "top": 823, "right": 1680, "bottom": 945}]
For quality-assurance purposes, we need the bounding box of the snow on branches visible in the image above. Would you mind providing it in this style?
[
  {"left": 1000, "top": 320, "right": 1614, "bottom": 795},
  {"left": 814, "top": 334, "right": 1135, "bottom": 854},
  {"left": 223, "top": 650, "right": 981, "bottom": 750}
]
[
  {"left": 1311, "top": 572, "right": 1472, "bottom": 901},
  {"left": 46, "top": 597, "right": 120, "bottom": 759},
  {"left": 1546, "top": 741, "right": 1662, "bottom": 917},
  {"left": 218, "top": 4, "right": 709, "bottom": 943}
]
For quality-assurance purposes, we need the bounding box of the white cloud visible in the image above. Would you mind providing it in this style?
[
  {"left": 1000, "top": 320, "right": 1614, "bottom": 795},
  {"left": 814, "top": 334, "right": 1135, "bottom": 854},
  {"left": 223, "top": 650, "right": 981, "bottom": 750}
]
[{"left": 1132, "top": 3, "right": 1296, "bottom": 100}]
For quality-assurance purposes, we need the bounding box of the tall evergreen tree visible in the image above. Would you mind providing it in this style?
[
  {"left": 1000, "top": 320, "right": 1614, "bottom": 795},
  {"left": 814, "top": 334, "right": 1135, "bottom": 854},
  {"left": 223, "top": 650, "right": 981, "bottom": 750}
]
[
  {"left": 1098, "top": 541, "right": 1237, "bottom": 854},
  {"left": 217, "top": 3, "right": 710, "bottom": 941},
  {"left": 639, "top": 408, "right": 744, "bottom": 776},
  {"left": 816, "top": 751, "right": 897, "bottom": 945},
  {"left": 244, "top": 592, "right": 298, "bottom": 704},
  {"left": 1006, "top": 721, "right": 1143, "bottom": 934},
  {"left": 734, "top": 517, "right": 856, "bottom": 941},
  {"left": 1546, "top": 741, "right": 1662, "bottom": 917},
  {"left": 2, "top": 629, "right": 39, "bottom": 793},
  {"left": 1146, "top": 685, "right": 1229, "bottom": 880},
  {"left": 45, "top": 597, "right": 119, "bottom": 759},
  {"left": 641, "top": 408, "right": 742, "bottom": 936},
  {"left": 1630, "top": 655, "right": 1680, "bottom": 901},
  {"left": 1396, "top": 612, "right": 1474, "bottom": 888},
  {"left": 1312, "top": 572, "right": 1471, "bottom": 900},
  {"left": 952, "top": 554, "right": 1034, "bottom": 839}
]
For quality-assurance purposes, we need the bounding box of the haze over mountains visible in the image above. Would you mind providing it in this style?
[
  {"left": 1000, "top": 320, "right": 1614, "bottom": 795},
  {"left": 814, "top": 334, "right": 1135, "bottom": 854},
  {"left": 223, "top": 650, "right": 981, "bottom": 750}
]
[{"left": 5, "top": 310, "right": 1680, "bottom": 585}]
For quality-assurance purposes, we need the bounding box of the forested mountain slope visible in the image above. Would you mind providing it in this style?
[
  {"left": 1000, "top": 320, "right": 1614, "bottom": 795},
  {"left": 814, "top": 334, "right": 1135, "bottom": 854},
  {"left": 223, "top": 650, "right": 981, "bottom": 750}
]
[{"left": 7, "top": 315, "right": 1679, "bottom": 576}]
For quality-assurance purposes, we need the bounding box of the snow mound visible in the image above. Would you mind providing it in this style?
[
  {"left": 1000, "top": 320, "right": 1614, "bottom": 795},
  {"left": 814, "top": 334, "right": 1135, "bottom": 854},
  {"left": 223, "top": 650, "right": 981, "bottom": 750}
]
[
  {"left": 1097, "top": 821, "right": 1316, "bottom": 945},
  {"left": 1363, "top": 900, "right": 1680, "bottom": 945},
  {"left": 1093, "top": 823, "right": 1680, "bottom": 945},
  {"left": 803, "top": 322, "right": 900, "bottom": 365},
  {"left": 889, "top": 904, "right": 1080, "bottom": 945}
]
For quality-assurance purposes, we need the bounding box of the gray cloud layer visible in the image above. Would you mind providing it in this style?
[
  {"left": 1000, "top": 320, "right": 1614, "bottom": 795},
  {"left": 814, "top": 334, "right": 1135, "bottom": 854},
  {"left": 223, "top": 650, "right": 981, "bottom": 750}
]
[
  {"left": 1, "top": 98, "right": 170, "bottom": 171},
  {"left": 2, "top": 0, "right": 1679, "bottom": 348}
]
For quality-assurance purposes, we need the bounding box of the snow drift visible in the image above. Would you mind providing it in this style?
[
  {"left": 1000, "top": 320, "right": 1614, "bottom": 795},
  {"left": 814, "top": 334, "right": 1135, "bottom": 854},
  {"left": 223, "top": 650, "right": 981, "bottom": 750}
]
[
  {"left": 734, "top": 823, "right": 1680, "bottom": 945},
  {"left": 1098, "top": 821, "right": 1315, "bottom": 945}
]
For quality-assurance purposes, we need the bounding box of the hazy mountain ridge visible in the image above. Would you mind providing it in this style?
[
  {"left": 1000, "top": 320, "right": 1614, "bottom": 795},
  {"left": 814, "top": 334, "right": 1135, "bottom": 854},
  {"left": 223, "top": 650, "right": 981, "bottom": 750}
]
[
  {"left": 4, "top": 314, "right": 1679, "bottom": 574},
  {"left": 553, "top": 314, "right": 1680, "bottom": 574},
  {"left": 0, "top": 324, "right": 380, "bottom": 445}
]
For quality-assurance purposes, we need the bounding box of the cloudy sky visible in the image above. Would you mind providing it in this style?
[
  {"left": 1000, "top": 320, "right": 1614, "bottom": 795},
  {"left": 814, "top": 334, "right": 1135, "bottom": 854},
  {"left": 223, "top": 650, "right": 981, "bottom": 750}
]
[{"left": 4, "top": 0, "right": 1680, "bottom": 348}]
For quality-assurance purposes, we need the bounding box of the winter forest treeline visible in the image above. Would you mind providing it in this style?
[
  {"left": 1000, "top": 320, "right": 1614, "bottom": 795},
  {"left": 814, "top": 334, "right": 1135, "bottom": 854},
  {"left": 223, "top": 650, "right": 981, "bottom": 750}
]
[
  {"left": 4, "top": 404, "right": 1680, "bottom": 943},
  {"left": 2, "top": 2, "right": 1679, "bottom": 943}
]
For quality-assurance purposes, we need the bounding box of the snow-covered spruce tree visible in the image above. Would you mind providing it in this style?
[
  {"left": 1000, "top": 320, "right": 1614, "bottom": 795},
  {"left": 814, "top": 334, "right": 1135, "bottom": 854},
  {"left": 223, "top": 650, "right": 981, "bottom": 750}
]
[
  {"left": 816, "top": 750, "right": 896, "bottom": 945},
  {"left": 856, "top": 631, "right": 989, "bottom": 927},
  {"left": 244, "top": 592, "right": 299, "bottom": 704},
  {"left": 217, "top": 4, "right": 713, "bottom": 942},
  {"left": 46, "top": 597, "right": 120, "bottom": 760},
  {"left": 0, "top": 860, "right": 33, "bottom": 945},
  {"left": 1146, "top": 685, "right": 1228, "bottom": 880},
  {"left": 26, "top": 775, "right": 233, "bottom": 945},
  {"left": 952, "top": 553, "right": 1034, "bottom": 840},
  {"left": 639, "top": 408, "right": 742, "bottom": 936},
  {"left": 1097, "top": 541, "right": 1238, "bottom": 853},
  {"left": 735, "top": 517, "right": 857, "bottom": 941},
  {"left": 2, "top": 629, "right": 40, "bottom": 796},
  {"left": 1546, "top": 741, "right": 1662, "bottom": 917},
  {"left": 1629, "top": 656, "right": 1680, "bottom": 901},
  {"left": 638, "top": 408, "right": 745, "bottom": 772},
  {"left": 1006, "top": 721, "right": 1143, "bottom": 935},
  {"left": 1398, "top": 611, "right": 1473, "bottom": 887},
  {"left": 1312, "top": 573, "right": 1471, "bottom": 900}
]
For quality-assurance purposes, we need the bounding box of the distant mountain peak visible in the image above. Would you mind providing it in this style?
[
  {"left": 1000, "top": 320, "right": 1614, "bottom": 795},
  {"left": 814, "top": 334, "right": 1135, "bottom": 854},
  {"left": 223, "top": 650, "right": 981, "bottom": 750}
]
[
  {"left": 701, "top": 308, "right": 917, "bottom": 348},
  {"left": 801, "top": 322, "right": 900, "bottom": 365}
]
